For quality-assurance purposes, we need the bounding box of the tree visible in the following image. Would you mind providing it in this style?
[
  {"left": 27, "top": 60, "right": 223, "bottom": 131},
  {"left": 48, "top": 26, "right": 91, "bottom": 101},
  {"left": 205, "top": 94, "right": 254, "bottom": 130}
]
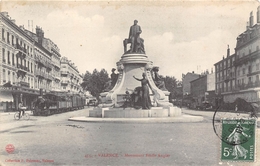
[
  {"left": 164, "top": 76, "right": 177, "bottom": 92},
  {"left": 81, "top": 69, "right": 110, "bottom": 98}
]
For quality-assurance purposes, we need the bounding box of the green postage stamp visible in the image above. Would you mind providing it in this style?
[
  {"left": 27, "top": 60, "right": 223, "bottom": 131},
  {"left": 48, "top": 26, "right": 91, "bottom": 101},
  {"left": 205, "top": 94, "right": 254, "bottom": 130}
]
[{"left": 221, "top": 118, "right": 256, "bottom": 162}]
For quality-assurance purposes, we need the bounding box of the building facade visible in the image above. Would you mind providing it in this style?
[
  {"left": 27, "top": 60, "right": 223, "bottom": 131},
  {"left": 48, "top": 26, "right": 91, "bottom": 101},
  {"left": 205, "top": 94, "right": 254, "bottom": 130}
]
[
  {"left": 215, "top": 6, "right": 260, "bottom": 104},
  {"left": 214, "top": 47, "right": 236, "bottom": 95},
  {"left": 60, "top": 57, "right": 83, "bottom": 94},
  {"left": 190, "top": 73, "right": 215, "bottom": 106},
  {"left": 0, "top": 12, "right": 38, "bottom": 110},
  {"left": 25, "top": 26, "right": 61, "bottom": 92},
  {"left": 0, "top": 12, "right": 83, "bottom": 111},
  {"left": 182, "top": 71, "right": 200, "bottom": 95}
]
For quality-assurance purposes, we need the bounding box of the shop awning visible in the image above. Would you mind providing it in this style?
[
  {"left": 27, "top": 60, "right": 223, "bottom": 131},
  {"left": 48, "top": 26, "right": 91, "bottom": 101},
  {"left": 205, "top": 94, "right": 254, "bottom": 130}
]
[{"left": 0, "top": 91, "right": 13, "bottom": 102}]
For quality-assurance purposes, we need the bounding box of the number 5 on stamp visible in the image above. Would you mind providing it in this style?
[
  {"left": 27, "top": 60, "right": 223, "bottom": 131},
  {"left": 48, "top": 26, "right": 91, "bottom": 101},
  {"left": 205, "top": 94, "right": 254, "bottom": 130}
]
[{"left": 221, "top": 119, "right": 256, "bottom": 162}]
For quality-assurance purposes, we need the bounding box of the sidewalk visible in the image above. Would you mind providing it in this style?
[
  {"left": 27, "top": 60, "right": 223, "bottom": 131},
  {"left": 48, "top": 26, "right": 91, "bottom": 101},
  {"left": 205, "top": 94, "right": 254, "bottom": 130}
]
[{"left": 182, "top": 108, "right": 260, "bottom": 127}]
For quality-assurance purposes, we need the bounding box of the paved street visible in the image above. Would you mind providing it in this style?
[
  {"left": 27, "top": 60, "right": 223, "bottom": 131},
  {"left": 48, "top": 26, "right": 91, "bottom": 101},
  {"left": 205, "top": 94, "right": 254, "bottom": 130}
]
[{"left": 0, "top": 107, "right": 259, "bottom": 166}]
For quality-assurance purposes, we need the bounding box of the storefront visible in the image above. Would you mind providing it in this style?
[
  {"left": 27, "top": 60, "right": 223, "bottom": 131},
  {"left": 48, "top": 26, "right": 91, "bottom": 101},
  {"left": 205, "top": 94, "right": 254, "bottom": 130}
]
[{"left": 0, "top": 85, "right": 39, "bottom": 112}]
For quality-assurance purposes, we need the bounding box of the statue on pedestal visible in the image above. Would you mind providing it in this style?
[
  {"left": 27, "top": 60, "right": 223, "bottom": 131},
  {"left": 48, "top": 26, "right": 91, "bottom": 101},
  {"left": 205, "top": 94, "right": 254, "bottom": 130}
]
[
  {"left": 133, "top": 73, "right": 152, "bottom": 109},
  {"left": 123, "top": 20, "right": 145, "bottom": 54},
  {"left": 151, "top": 67, "right": 167, "bottom": 91},
  {"left": 103, "top": 68, "right": 118, "bottom": 92},
  {"left": 111, "top": 68, "right": 118, "bottom": 87}
]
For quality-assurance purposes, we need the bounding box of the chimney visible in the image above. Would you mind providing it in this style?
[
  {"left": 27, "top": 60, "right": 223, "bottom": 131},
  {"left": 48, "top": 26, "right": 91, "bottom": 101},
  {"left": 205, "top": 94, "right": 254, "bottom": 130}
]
[
  {"left": 257, "top": 6, "right": 260, "bottom": 23},
  {"left": 36, "top": 26, "right": 44, "bottom": 45},
  {"left": 19, "top": 25, "right": 25, "bottom": 31},
  {"left": 11, "top": 19, "right": 16, "bottom": 24},
  {"left": 1, "top": 12, "right": 8, "bottom": 17},
  {"left": 227, "top": 45, "right": 230, "bottom": 57},
  {"left": 246, "top": 21, "right": 249, "bottom": 30},
  {"left": 249, "top": 11, "right": 254, "bottom": 27}
]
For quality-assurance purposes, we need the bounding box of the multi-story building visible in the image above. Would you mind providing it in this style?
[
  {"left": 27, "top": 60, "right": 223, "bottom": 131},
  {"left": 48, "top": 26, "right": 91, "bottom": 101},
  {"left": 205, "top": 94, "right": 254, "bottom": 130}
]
[
  {"left": 214, "top": 6, "right": 260, "bottom": 104},
  {"left": 231, "top": 8, "right": 260, "bottom": 103},
  {"left": 25, "top": 26, "right": 61, "bottom": 92},
  {"left": 190, "top": 73, "right": 215, "bottom": 106},
  {"left": 0, "top": 12, "right": 38, "bottom": 110},
  {"left": 182, "top": 71, "right": 200, "bottom": 96},
  {"left": 214, "top": 47, "right": 236, "bottom": 95},
  {"left": 60, "top": 57, "right": 83, "bottom": 94}
]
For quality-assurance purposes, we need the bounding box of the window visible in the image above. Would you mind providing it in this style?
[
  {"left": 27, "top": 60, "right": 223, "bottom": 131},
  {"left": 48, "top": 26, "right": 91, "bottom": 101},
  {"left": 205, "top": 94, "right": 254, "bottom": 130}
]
[
  {"left": 257, "top": 46, "right": 259, "bottom": 51},
  {"left": 242, "top": 68, "right": 246, "bottom": 75},
  {"left": 2, "top": 28, "right": 5, "bottom": 41},
  {"left": 256, "top": 63, "right": 260, "bottom": 70},
  {"left": 2, "top": 48, "right": 5, "bottom": 62},
  {"left": 8, "top": 70, "right": 10, "bottom": 82},
  {"left": 12, "top": 35, "right": 14, "bottom": 46},
  {"left": 3, "top": 69, "right": 6, "bottom": 83},
  {"left": 249, "top": 77, "right": 252, "bottom": 83},
  {"left": 256, "top": 75, "right": 259, "bottom": 82},
  {"left": 7, "top": 32, "right": 10, "bottom": 44},
  {"left": 248, "top": 66, "right": 252, "bottom": 74},
  {"left": 237, "top": 70, "right": 240, "bottom": 76},
  {"left": 12, "top": 53, "right": 15, "bottom": 65},
  {"left": 7, "top": 51, "right": 10, "bottom": 64},
  {"left": 13, "top": 72, "right": 16, "bottom": 84}
]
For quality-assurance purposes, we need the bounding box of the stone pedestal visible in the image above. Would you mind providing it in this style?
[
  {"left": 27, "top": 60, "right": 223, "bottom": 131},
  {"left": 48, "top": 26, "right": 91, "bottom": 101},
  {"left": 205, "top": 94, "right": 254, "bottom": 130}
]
[
  {"left": 100, "top": 53, "right": 172, "bottom": 108},
  {"left": 89, "top": 107, "right": 182, "bottom": 118}
]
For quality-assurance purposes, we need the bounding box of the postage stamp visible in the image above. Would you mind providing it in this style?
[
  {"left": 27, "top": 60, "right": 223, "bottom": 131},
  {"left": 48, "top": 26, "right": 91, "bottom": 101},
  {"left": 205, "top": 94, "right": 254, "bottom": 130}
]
[{"left": 220, "top": 118, "right": 256, "bottom": 162}]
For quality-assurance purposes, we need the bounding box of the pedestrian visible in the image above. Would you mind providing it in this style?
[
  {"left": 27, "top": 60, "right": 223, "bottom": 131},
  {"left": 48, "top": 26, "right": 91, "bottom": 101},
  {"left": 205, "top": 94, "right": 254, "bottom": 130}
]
[{"left": 18, "top": 102, "right": 25, "bottom": 119}]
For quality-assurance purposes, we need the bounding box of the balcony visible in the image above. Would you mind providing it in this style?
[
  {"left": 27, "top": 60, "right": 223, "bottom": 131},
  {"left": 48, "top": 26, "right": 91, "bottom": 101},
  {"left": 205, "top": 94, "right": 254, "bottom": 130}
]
[
  {"left": 54, "top": 75, "right": 61, "bottom": 81},
  {"left": 35, "top": 70, "right": 48, "bottom": 79},
  {"left": 35, "top": 56, "right": 52, "bottom": 69},
  {"left": 45, "top": 74, "right": 53, "bottom": 81},
  {"left": 15, "top": 43, "right": 27, "bottom": 59},
  {"left": 19, "top": 81, "right": 30, "bottom": 88},
  {"left": 233, "top": 81, "right": 260, "bottom": 91},
  {"left": 234, "top": 50, "right": 260, "bottom": 66},
  {"left": 61, "top": 71, "right": 69, "bottom": 75},
  {"left": 61, "top": 80, "right": 70, "bottom": 85},
  {"left": 17, "top": 64, "right": 28, "bottom": 73},
  {"left": 16, "top": 64, "right": 27, "bottom": 78}
]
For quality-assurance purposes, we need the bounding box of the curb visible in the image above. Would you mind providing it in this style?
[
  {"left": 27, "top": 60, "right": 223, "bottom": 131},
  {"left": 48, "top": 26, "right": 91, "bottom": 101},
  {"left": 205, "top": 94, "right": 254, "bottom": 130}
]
[{"left": 68, "top": 115, "right": 204, "bottom": 123}]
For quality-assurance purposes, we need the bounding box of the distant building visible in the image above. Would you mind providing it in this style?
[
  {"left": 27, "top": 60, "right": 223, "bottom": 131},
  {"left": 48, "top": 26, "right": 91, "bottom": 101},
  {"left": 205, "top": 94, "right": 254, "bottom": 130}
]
[
  {"left": 214, "top": 47, "right": 236, "bottom": 95},
  {"left": 182, "top": 71, "right": 200, "bottom": 95},
  {"left": 190, "top": 73, "right": 215, "bottom": 106},
  {"left": 60, "top": 57, "right": 83, "bottom": 94}
]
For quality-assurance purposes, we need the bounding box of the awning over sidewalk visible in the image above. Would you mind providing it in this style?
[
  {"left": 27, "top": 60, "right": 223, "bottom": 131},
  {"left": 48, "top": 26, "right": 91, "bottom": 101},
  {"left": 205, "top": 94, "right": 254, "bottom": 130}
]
[{"left": 0, "top": 91, "right": 13, "bottom": 102}]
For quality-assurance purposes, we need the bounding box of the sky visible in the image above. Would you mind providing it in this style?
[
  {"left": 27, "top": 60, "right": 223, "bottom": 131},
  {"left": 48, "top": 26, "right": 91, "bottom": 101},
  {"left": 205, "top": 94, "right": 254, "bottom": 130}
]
[{"left": 1, "top": 1, "right": 259, "bottom": 80}]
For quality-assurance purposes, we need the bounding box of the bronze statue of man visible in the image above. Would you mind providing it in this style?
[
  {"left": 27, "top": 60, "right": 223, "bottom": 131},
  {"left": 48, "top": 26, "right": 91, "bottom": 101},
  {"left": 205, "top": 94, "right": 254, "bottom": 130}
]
[
  {"left": 129, "top": 20, "right": 142, "bottom": 53},
  {"left": 123, "top": 20, "right": 142, "bottom": 53}
]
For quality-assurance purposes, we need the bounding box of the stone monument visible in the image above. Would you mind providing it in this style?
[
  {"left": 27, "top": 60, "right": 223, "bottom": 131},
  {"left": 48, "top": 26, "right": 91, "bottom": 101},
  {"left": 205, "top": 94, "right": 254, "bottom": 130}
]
[{"left": 91, "top": 20, "right": 181, "bottom": 118}]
